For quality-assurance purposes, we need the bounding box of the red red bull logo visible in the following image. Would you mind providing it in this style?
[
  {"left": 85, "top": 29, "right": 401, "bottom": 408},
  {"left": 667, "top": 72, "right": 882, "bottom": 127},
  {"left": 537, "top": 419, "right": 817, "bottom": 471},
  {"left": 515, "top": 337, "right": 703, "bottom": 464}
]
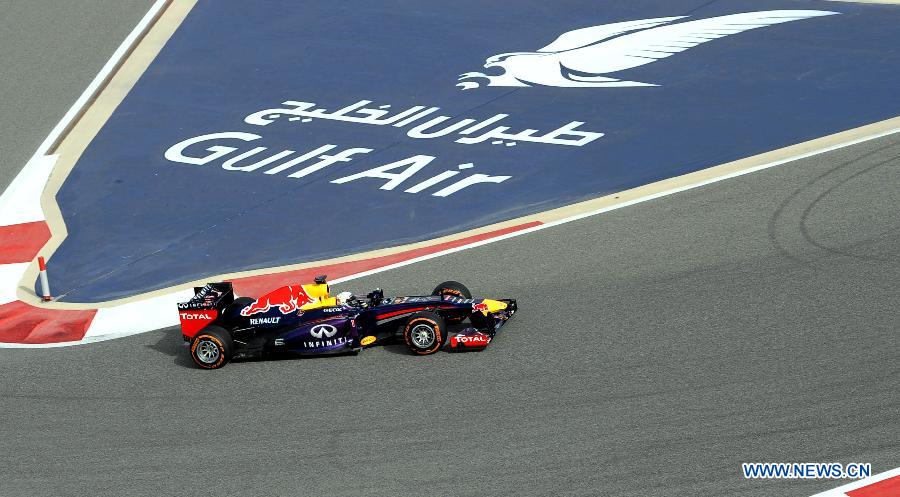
[
  {"left": 240, "top": 285, "right": 314, "bottom": 316},
  {"left": 472, "top": 302, "right": 489, "bottom": 313}
]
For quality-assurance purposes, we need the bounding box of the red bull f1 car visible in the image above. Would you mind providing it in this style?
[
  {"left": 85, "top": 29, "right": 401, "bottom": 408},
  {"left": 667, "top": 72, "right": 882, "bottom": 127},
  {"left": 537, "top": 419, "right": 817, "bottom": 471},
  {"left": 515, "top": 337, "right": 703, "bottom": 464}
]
[{"left": 177, "top": 276, "right": 517, "bottom": 369}]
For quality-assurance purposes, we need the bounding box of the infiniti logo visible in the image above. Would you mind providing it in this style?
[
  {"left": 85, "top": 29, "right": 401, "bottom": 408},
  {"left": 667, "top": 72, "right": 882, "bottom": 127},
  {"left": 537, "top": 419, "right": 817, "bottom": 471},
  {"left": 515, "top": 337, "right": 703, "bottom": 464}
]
[{"left": 310, "top": 324, "right": 338, "bottom": 339}]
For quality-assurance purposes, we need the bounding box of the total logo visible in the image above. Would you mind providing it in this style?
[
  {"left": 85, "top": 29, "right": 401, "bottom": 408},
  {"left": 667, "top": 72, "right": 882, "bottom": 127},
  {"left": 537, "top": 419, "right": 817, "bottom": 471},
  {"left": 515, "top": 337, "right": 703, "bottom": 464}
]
[
  {"left": 179, "top": 312, "right": 215, "bottom": 320},
  {"left": 452, "top": 333, "right": 490, "bottom": 348},
  {"left": 310, "top": 324, "right": 338, "bottom": 339}
]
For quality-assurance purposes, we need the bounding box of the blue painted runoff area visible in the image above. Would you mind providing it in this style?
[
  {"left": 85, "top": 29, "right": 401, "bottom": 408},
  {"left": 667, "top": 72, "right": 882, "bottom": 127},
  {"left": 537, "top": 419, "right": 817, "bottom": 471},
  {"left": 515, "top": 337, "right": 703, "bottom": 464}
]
[{"left": 45, "top": 0, "right": 900, "bottom": 302}]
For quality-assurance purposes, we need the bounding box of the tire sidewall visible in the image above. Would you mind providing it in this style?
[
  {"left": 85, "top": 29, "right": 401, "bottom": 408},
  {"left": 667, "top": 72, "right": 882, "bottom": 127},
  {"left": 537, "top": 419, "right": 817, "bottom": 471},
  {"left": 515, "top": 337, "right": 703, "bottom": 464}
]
[
  {"left": 431, "top": 281, "right": 471, "bottom": 324},
  {"left": 190, "top": 327, "right": 232, "bottom": 369},
  {"left": 431, "top": 280, "right": 472, "bottom": 300},
  {"left": 404, "top": 313, "right": 446, "bottom": 355}
]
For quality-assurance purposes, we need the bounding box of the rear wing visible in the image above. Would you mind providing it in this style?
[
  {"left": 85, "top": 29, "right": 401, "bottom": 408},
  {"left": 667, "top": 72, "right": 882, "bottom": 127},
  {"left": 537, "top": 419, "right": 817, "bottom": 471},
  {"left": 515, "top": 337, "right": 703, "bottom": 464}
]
[{"left": 176, "top": 282, "right": 234, "bottom": 339}]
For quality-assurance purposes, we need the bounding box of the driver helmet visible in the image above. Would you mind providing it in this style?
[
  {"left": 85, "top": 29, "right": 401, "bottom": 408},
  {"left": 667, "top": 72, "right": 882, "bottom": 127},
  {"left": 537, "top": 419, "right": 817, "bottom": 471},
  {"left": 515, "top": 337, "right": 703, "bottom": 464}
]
[{"left": 335, "top": 291, "right": 354, "bottom": 306}]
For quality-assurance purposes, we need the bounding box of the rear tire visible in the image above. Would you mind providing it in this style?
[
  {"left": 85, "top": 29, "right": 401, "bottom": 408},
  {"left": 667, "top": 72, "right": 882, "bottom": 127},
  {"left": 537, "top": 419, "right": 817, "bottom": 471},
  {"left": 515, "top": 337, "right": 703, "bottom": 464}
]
[
  {"left": 190, "top": 326, "right": 233, "bottom": 369},
  {"left": 403, "top": 311, "right": 446, "bottom": 355},
  {"left": 432, "top": 281, "right": 471, "bottom": 324}
]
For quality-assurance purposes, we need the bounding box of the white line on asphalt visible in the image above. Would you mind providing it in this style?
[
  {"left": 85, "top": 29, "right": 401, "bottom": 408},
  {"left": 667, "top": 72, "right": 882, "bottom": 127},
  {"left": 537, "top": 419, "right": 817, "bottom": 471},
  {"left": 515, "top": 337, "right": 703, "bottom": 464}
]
[{"left": 332, "top": 125, "right": 900, "bottom": 285}]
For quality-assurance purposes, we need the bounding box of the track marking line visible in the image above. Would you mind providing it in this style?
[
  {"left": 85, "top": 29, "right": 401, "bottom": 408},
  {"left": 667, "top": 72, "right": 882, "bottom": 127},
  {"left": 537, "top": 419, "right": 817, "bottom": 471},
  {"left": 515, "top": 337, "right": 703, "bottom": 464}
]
[
  {"left": 0, "top": 0, "right": 896, "bottom": 335},
  {"left": 810, "top": 467, "right": 900, "bottom": 496},
  {"left": 330, "top": 122, "right": 900, "bottom": 284},
  {"left": 2, "top": 0, "right": 898, "bottom": 308},
  {"left": 823, "top": 1, "right": 900, "bottom": 5}
]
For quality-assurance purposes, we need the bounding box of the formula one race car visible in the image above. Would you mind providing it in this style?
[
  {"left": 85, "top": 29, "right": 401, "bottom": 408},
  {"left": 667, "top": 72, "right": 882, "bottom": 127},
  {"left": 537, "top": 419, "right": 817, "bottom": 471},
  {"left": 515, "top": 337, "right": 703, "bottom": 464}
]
[{"left": 177, "top": 276, "right": 517, "bottom": 369}]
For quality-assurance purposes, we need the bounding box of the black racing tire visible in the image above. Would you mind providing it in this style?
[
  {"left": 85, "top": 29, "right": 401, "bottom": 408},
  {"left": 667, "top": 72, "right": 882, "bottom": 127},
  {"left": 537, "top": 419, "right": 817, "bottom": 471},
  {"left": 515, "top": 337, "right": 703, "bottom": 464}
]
[
  {"left": 190, "top": 326, "right": 233, "bottom": 369},
  {"left": 403, "top": 311, "right": 447, "bottom": 355},
  {"left": 432, "top": 281, "right": 472, "bottom": 324},
  {"left": 431, "top": 281, "right": 472, "bottom": 299}
]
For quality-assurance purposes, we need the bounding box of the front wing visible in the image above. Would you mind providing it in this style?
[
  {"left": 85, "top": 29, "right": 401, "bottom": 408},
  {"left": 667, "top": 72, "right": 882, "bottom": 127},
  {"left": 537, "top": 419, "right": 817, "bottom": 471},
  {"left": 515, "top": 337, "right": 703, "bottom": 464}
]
[{"left": 447, "top": 298, "right": 517, "bottom": 351}]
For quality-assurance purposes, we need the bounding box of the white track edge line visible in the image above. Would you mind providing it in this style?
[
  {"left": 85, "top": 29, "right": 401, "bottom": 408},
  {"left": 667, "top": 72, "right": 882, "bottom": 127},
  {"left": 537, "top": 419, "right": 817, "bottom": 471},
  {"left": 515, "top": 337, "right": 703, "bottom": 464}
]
[
  {"left": 331, "top": 126, "right": 900, "bottom": 285},
  {"left": 1, "top": 4, "right": 897, "bottom": 494},
  {"left": 809, "top": 466, "right": 900, "bottom": 496},
  {"left": 2, "top": 126, "right": 898, "bottom": 348},
  {"left": 0, "top": 0, "right": 166, "bottom": 212},
  {"left": 0, "top": 0, "right": 170, "bottom": 348},
  {"left": 0, "top": 0, "right": 896, "bottom": 347},
  {"left": 34, "top": 0, "right": 169, "bottom": 157}
]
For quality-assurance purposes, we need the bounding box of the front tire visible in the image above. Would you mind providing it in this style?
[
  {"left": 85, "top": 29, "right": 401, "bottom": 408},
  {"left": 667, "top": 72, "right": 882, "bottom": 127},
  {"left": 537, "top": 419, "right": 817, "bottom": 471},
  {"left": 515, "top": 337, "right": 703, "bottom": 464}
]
[
  {"left": 431, "top": 281, "right": 472, "bottom": 299},
  {"left": 190, "top": 326, "right": 233, "bottom": 369},
  {"left": 432, "top": 281, "right": 471, "bottom": 324},
  {"left": 403, "top": 311, "right": 446, "bottom": 355}
]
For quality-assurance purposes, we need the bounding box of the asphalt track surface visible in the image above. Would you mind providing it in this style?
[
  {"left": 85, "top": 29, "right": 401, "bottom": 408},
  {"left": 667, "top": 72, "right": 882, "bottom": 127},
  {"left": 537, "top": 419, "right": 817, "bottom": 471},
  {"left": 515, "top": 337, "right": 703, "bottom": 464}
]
[{"left": 1, "top": 3, "right": 898, "bottom": 497}]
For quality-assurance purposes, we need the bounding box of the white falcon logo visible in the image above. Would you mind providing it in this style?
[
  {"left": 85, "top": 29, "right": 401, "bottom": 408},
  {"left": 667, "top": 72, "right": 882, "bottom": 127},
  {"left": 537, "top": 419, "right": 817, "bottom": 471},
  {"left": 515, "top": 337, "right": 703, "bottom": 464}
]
[{"left": 457, "top": 10, "right": 838, "bottom": 90}]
